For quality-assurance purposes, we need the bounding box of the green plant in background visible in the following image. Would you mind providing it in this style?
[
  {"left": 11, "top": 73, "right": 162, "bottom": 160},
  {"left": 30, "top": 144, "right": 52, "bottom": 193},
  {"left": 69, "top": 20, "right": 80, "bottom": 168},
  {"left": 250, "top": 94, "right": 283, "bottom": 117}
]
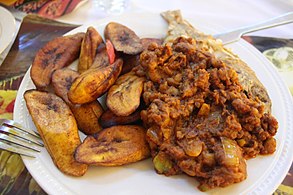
[
  {"left": 263, "top": 47, "right": 293, "bottom": 72},
  {"left": 263, "top": 46, "right": 293, "bottom": 96}
]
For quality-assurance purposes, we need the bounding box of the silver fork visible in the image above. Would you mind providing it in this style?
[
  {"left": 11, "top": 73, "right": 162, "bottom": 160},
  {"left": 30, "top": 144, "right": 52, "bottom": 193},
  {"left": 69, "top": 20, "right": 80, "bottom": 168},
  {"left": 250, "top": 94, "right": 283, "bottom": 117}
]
[
  {"left": 214, "top": 12, "right": 293, "bottom": 45},
  {"left": 0, "top": 119, "right": 44, "bottom": 158}
]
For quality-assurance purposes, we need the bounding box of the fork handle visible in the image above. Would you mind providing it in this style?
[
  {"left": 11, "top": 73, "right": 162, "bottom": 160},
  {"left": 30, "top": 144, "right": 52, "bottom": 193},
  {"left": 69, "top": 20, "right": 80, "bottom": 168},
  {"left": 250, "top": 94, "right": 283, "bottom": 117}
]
[{"left": 236, "top": 12, "right": 293, "bottom": 36}]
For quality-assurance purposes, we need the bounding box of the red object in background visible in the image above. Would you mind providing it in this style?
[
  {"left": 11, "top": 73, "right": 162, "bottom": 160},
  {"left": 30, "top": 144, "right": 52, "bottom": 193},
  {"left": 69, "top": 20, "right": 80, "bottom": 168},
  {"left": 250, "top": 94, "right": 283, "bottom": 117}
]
[
  {"left": 12, "top": 0, "right": 83, "bottom": 19},
  {"left": 38, "top": 0, "right": 71, "bottom": 19},
  {"left": 5, "top": 99, "right": 15, "bottom": 113}
]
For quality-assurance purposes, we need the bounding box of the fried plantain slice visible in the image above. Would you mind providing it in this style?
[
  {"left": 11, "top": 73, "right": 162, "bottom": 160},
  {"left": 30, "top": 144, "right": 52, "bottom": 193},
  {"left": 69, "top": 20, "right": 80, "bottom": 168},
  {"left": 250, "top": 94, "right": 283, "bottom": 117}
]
[
  {"left": 75, "top": 125, "right": 150, "bottom": 166},
  {"left": 104, "top": 22, "right": 143, "bottom": 55},
  {"left": 106, "top": 71, "right": 145, "bottom": 116},
  {"left": 51, "top": 68, "right": 79, "bottom": 102},
  {"left": 52, "top": 68, "right": 104, "bottom": 135},
  {"left": 68, "top": 58, "right": 123, "bottom": 104},
  {"left": 71, "top": 103, "right": 104, "bottom": 135},
  {"left": 99, "top": 108, "right": 141, "bottom": 128},
  {"left": 31, "top": 33, "right": 84, "bottom": 91},
  {"left": 78, "top": 27, "right": 103, "bottom": 74},
  {"left": 24, "top": 89, "right": 88, "bottom": 176},
  {"left": 90, "top": 43, "right": 109, "bottom": 69}
]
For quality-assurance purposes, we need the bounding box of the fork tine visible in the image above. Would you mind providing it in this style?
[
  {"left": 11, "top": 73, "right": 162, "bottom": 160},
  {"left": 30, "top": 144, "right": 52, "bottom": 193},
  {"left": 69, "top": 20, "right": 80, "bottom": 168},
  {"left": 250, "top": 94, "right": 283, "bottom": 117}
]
[
  {"left": 0, "top": 119, "right": 40, "bottom": 138},
  {"left": 0, "top": 126, "right": 44, "bottom": 147},
  {"left": 0, "top": 141, "right": 37, "bottom": 158},
  {"left": 0, "top": 133, "right": 41, "bottom": 152}
]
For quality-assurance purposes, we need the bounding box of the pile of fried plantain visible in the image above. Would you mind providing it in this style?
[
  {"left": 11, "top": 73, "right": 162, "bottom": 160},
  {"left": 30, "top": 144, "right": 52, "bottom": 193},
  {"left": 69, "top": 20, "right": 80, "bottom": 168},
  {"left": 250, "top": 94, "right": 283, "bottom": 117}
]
[{"left": 25, "top": 22, "right": 164, "bottom": 175}]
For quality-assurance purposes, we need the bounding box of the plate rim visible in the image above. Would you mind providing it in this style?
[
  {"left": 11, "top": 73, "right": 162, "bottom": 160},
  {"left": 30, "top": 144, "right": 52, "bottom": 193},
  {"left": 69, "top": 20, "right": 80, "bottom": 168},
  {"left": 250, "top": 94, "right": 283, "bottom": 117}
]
[
  {"left": 13, "top": 12, "right": 293, "bottom": 195},
  {"left": 234, "top": 39, "right": 293, "bottom": 194},
  {"left": 0, "top": 6, "right": 16, "bottom": 54}
]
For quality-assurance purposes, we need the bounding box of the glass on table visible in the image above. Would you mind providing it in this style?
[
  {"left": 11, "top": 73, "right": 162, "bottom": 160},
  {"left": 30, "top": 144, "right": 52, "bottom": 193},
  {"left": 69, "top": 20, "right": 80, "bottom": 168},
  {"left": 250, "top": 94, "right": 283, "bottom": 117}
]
[{"left": 93, "top": 0, "right": 130, "bottom": 14}]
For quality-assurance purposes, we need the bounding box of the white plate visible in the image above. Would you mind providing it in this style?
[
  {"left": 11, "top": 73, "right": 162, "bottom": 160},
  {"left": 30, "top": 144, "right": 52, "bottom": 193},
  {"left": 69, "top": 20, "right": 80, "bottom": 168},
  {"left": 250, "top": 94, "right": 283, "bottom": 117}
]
[
  {"left": 0, "top": 6, "right": 16, "bottom": 54},
  {"left": 14, "top": 12, "right": 293, "bottom": 195}
]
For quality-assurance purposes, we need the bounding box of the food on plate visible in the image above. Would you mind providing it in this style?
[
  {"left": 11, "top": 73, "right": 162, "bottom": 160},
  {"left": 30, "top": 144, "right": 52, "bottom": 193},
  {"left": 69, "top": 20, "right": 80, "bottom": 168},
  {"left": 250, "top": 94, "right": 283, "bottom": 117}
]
[
  {"left": 139, "top": 37, "right": 277, "bottom": 190},
  {"left": 51, "top": 68, "right": 79, "bottom": 102},
  {"left": 52, "top": 68, "right": 104, "bottom": 135},
  {"left": 24, "top": 89, "right": 88, "bottom": 176},
  {"left": 105, "top": 39, "right": 116, "bottom": 64},
  {"left": 75, "top": 125, "right": 150, "bottom": 166},
  {"left": 23, "top": 12, "right": 280, "bottom": 192},
  {"left": 68, "top": 58, "right": 123, "bottom": 104},
  {"left": 104, "top": 22, "right": 143, "bottom": 55},
  {"left": 70, "top": 102, "right": 103, "bottom": 135},
  {"left": 162, "top": 10, "right": 271, "bottom": 113},
  {"left": 141, "top": 38, "right": 163, "bottom": 50},
  {"left": 137, "top": 10, "right": 278, "bottom": 191},
  {"left": 120, "top": 54, "right": 140, "bottom": 75},
  {"left": 99, "top": 107, "right": 142, "bottom": 128},
  {"left": 78, "top": 27, "right": 103, "bottom": 74},
  {"left": 90, "top": 43, "right": 109, "bottom": 69},
  {"left": 31, "top": 33, "right": 84, "bottom": 91},
  {"left": 119, "top": 38, "right": 163, "bottom": 75},
  {"left": 106, "top": 71, "right": 145, "bottom": 116}
]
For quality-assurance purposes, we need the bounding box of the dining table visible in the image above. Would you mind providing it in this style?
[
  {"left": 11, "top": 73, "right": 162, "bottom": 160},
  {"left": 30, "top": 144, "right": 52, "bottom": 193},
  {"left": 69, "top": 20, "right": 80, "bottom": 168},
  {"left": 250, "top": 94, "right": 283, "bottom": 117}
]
[{"left": 0, "top": 0, "right": 292, "bottom": 194}]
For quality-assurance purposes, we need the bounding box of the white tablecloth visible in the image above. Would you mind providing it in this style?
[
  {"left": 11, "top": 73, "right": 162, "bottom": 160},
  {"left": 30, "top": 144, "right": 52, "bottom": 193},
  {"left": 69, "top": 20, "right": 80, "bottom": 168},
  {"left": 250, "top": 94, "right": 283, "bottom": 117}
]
[{"left": 58, "top": 0, "right": 293, "bottom": 38}]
